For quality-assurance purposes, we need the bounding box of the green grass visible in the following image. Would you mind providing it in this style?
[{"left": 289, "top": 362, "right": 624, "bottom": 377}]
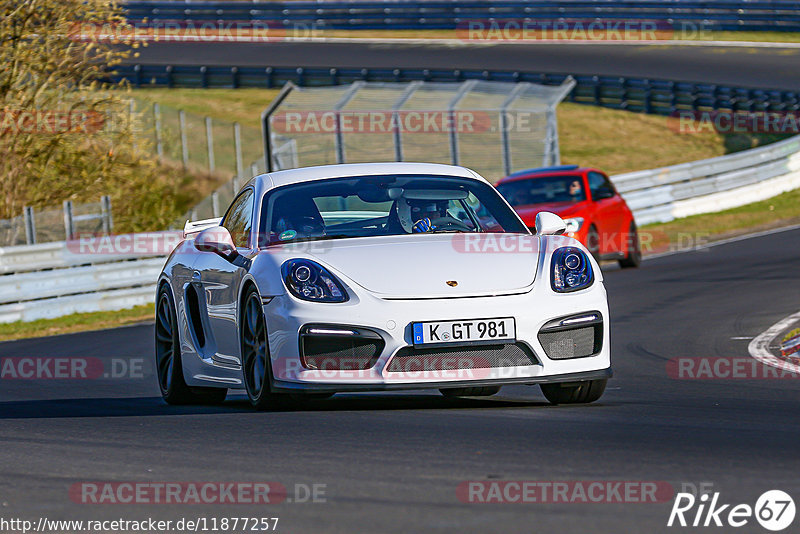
[
  {"left": 0, "top": 304, "right": 154, "bottom": 342},
  {"left": 129, "top": 88, "right": 792, "bottom": 175},
  {"left": 130, "top": 88, "right": 281, "bottom": 128},
  {"left": 641, "top": 187, "right": 800, "bottom": 254}
]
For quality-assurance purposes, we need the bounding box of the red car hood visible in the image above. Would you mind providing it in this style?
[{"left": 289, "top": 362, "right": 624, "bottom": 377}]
[{"left": 513, "top": 202, "right": 587, "bottom": 226}]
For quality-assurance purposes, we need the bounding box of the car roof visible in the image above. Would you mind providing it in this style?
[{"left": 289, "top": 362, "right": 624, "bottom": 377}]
[
  {"left": 248, "top": 162, "right": 488, "bottom": 191},
  {"left": 498, "top": 164, "right": 591, "bottom": 184}
]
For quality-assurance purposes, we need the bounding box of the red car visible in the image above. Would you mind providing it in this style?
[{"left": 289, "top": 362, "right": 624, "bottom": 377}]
[{"left": 495, "top": 164, "right": 641, "bottom": 268}]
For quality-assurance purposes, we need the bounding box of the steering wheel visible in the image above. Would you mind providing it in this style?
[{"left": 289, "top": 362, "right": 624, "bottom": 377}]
[
  {"left": 428, "top": 216, "right": 472, "bottom": 232},
  {"left": 296, "top": 216, "right": 325, "bottom": 236}
]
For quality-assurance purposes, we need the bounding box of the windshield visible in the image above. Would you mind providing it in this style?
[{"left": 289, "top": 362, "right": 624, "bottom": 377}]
[
  {"left": 258, "top": 174, "right": 528, "bottom": 246},
  {"left": 497, "top": 175, "right": 587, "bottom": 207}
]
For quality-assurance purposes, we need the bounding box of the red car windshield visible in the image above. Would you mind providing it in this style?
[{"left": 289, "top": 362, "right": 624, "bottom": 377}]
[{"left": 497, "top": 175, "right": 586, "bottom": 207}]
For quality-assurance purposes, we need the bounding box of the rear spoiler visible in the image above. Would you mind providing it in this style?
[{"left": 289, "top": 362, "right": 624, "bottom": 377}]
[{"left": 183, "top": 217, "right": 222, "bottom": 238}]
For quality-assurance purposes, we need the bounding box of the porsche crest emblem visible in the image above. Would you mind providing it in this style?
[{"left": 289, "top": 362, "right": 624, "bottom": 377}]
[{"left": 446, "top": 280, "right": 458, "bottom": 287}]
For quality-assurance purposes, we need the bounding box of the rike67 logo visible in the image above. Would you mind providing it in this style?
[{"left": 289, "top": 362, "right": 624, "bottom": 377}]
[{"left": 668, "top": 490, "right": 795, "bottom": 531}]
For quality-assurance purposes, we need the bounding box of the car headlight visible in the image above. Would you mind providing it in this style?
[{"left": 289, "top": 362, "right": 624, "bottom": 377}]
[
  {"left": 563, "top": 217, "right": 584, "bottom": 234},
  {"left": 281, "top": 259, "right": 349, "bottom": 303},
  {"left": 551, "top": 247, "right": 594, "bottom": 293}
]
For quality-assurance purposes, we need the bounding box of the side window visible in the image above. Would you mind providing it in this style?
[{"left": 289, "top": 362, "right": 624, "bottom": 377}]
[
  {"left": 587, "top": 172, "right": 615, "bottom": 200},
  {"left": 222, "top": 189, "right": 254, "bottom": 248}
]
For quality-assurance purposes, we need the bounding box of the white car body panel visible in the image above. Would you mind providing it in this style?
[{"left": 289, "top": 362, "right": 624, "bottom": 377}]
[{"left": 157, "top": 162, "right": 611, "bottom": 393}]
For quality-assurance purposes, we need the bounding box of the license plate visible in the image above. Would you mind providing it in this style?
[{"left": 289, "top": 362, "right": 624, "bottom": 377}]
[{"left": 412, "top": 318, "right": 516, "bottom": 345}]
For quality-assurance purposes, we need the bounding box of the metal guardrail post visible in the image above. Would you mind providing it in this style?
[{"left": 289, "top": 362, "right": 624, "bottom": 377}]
[
  {"left": 448, "top": 80, "right": 477, "bottom": 166},
  {"left": 211, "top": 191, "right": 220, "bottom": 218},
  {"left": 333, "top": 82, "right": 366, "bottom": 164},
  {"left": 234, "top": 122, "right": 244, "bottom": 185},
  {"left": 205, "top": 116, "right": 215, "bottom": 173},
  {"left": 262, "top": 82, "right": 296, "bottom": 173},
  {"left": 391, "top": 81, "right": 422, "bottom": 162},
  {"left": 499, "top": 82, "right": 529, "bottom": 176},
  {"left": 23, "top": 206, "right": 36, "bottom": 245},
  {"left": 63, "top": 201, "right": 74, "bottom": 241},
  {"left": 101, "top": 195, "right": 113, "bottom": 234},
  {"left": 153, "top": 103, "right": 163, "bottom": 159},
  {"left": 179, "top": 110, "right": 189, "bottom": 169}
]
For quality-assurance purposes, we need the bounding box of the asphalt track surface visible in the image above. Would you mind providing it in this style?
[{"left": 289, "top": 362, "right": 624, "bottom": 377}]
[
  {"left": 2, "top": 228, "right": 800, "bottom": 533},
  {"left": 129, "top": 41, "right": 800, "bottom": 90}
]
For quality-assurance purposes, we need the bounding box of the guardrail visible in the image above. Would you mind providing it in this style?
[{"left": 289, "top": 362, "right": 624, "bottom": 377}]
[
  {"left": 111, "top": 65, "right": 800, "bottom": 117},
  {"left": 613, "top": 135, "right": 800, "bottom": 225},
  {"left": 0, "top": 258, "right": 164, "bottom": 323},
  {"left": 123, "top": 0, "right": 800, "bottom": 32},
  {"left": 0, "top": 232, "right": 180, "bottom": 274},
  {"left": 0, "top": 234, "right": 183, "bottom": 322}
]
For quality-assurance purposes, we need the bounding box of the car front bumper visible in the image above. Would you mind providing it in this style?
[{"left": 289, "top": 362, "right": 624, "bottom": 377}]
[{"left": 262, "top": 281, "right": 611, "bottom": 392}]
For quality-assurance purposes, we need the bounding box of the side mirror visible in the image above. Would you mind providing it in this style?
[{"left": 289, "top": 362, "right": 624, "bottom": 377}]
[
  {"left": 535, "top": 211, "right": 567, "bottom": 236},
  {"left": 594, "top": 188, "right": 615, "bottom": 200},
  {"left": 194, "top": 226, "right": 237, "bottom": 260}
]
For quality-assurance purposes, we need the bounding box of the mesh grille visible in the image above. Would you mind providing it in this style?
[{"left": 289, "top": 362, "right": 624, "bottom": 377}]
[
  {"left": 301, "top": 337, "right": 383, "bottom": 371},
  {"left": 386, "top": 343, "right": 537, "bottom": 373},
  {"left": 538, "top": 326, "right": 597, "bottom": 360}
]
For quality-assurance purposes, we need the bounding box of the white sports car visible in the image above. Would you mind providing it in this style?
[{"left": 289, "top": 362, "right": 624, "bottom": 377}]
[{"left": 155, "top": 162, "right": 611, "bottom": 409}]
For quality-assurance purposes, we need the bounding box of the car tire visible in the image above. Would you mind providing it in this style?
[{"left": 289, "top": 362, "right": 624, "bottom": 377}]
[
  {"left": 240, "top": 286, "right": 285, "bottom": 411},
  {"left": 155, "top": 284, "right": 227, "bottom": 405},
  {"left": 439, "top": 386, "right": 501, "bottom": 397},
  {"left": 619, "top": 221, "right": 642, "bottom": 269},
  {"left": 540, "top": 379, "right": 607, "bottom": 405},
  {"left": 586, "top": 225, "right": 600, "bottom": 262}
]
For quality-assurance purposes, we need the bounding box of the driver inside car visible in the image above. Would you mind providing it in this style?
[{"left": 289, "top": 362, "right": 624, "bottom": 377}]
[{"left": 408, "top": 199, "right": 450, "bottom": 233}]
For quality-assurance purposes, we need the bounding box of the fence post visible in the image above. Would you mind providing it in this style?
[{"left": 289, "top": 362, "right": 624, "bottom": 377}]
[
  {"left": 251, "top": 162, "right": 259, "bottom": 177},
  {"left": 211, "top": 191, "right": 220, "bottom": 218},
  {"left": 332, "top": 82, "right": 364, "bottom": 164},
  {"left": 234, "top": 122, "right": 244, "bottom": 187},
  {"left": 205, "top": 116, "right": 215, "bottom": 173},
  {"left": 129, "top": 99, "right": 137, "bottom": 151},
  {"left": 179, "top": 110, "right": 189, "bottom": 169},
  {"left": 499, "top": 82, "right": 528, "bottom": 176},
  {"left": 153, "top": 103, "right": 163, "bottom": 159},
  {"left": 101, "top": 195, "right": 113, "bottom": 234},
  {"left": 63, "top": 200, "right": 74, "bottom": 241},
  {"left": 448, "top": 80, "right": 477, "bottom": 166},
  {"left": 391, "top": 81, "right": 421, "bottom": 162},
  {"left": 23, "top": 206, "right": 36, "bottom": 245}
]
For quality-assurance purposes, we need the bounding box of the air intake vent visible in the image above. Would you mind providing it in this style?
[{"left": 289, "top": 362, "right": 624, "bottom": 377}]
[
  {"left": 387, "top": 343, "right": 537, "bottom": 373},
  {"left": 538, "top": 318, "right": 602, "bottom": 360},
  {"left": 300, "top": 329, "right": 384, "bottom": 371}
]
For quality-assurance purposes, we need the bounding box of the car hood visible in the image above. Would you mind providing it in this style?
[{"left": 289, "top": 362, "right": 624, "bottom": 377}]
[
  {"left": 304, "top": 233, "right": 540, "bottom": 298},
  {"left": 514, "top": 202, "right": 586, "bottom": 225}
]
